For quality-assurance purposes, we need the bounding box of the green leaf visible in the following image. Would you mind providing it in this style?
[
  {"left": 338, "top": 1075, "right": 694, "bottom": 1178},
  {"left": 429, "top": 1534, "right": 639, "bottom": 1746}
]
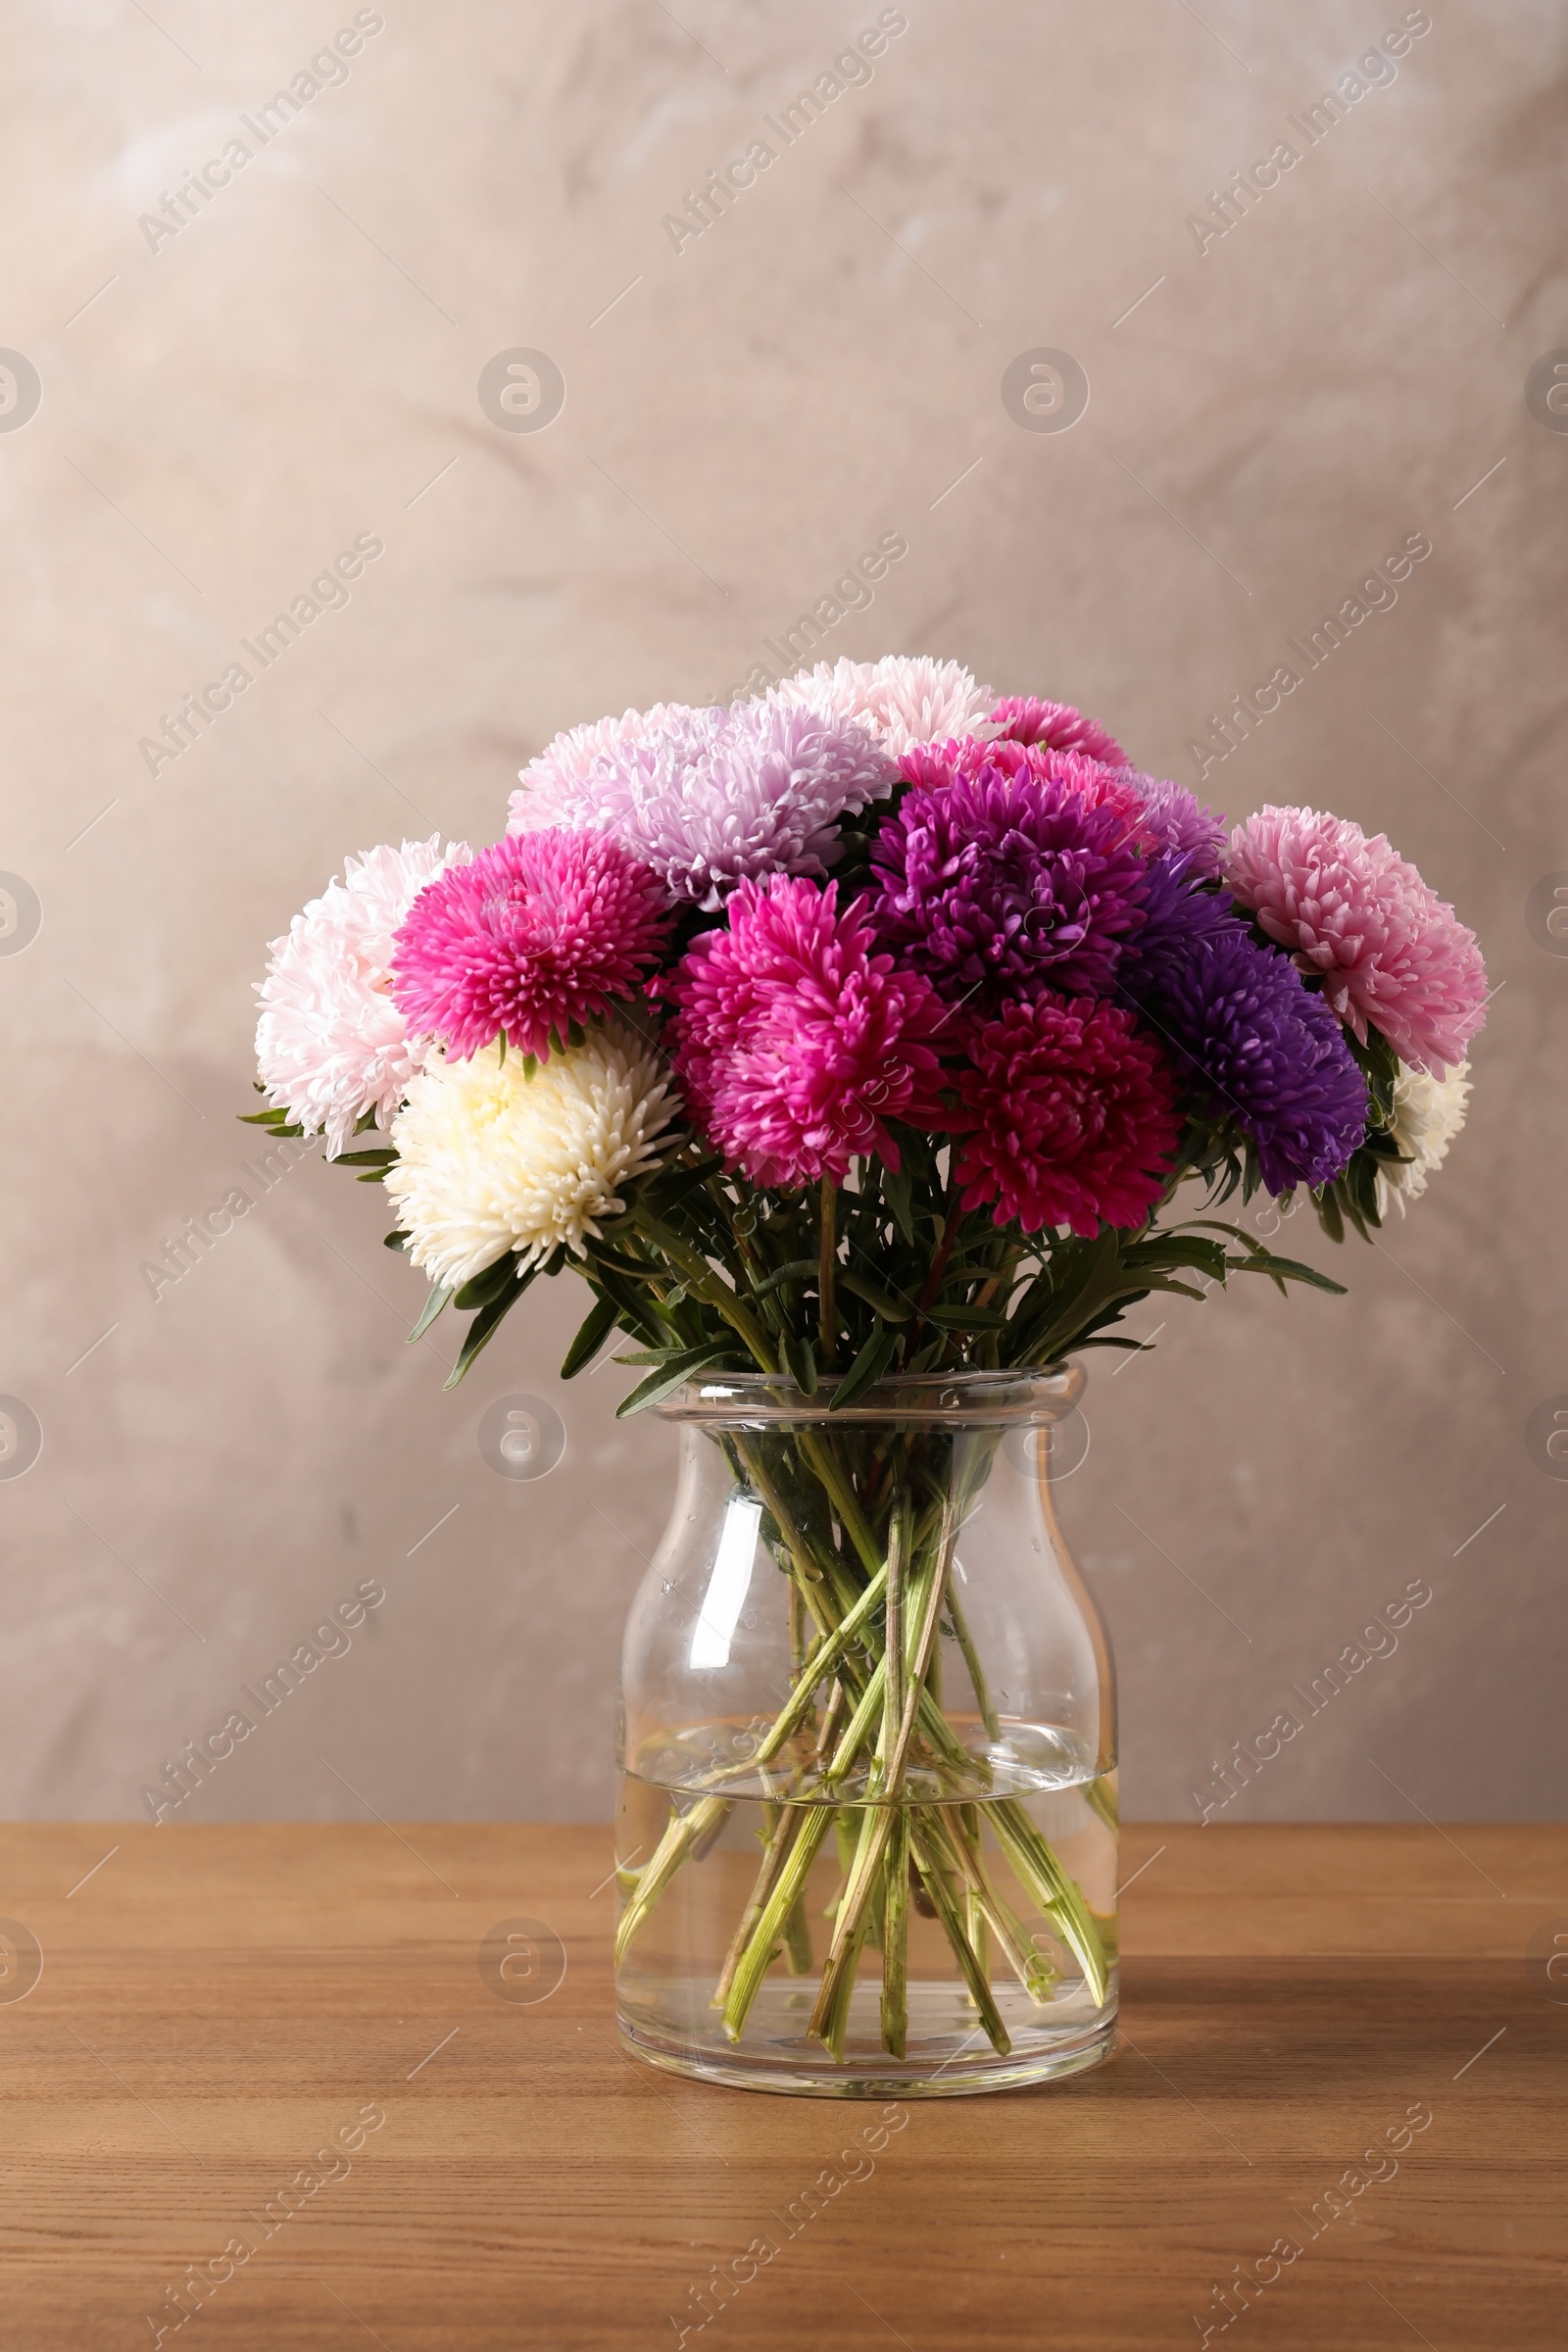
[
  {"left": 443, "top": 1274, "right": 534, "bottom": 1391},
  {"left": 238, "top": 1105, "right": 302, "bottom": 1132},
  {"left": 383, "top": 1229, "right": 412, "bottom": 1252},
  {"left": 1128, "top": 1233, "right": 1228, "bottom": 1281},
  {"left": 453, "top": 1254, "right": 525, "bottom": 1312},
  {"left": 881, "top": 1160, "right": 915, "bottom": 1247},
  {"left": 615, "top": 1342, "right": 736, "bottom": 1419},
  {"left": 1312, "top": 1186, "right": 1346, "bottom": 1246},
  {"left": 839, "top": 1269, "right": 914, "bottom": 1322},
  {"left": 1231, "top": 1252, "right": 1347, "bottom": 1297},
  {"left": 752, "top": 1257, "right": 818, "bottom": 1299},
  {"left": 925, "top": 1302, "right": 1010, "bottom": 1330},
  {"left": 827, "top": 1320, "right": 898, "bottom": 1410},
  {"left": 560, "top": 1293, "right": 619, "bottom": 1380},
  {"left": 407, "top": 1283, "right": 454, "bottom": 1344},
  {"left": 332, "top": 1147, "right": 397, "bottom": 1167},
  {"left": 779, "top": 1329, "right": 818, "bottom": 1395}
]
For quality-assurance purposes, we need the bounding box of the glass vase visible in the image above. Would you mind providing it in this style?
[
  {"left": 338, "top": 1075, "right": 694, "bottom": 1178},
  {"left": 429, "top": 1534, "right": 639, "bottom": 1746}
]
[{"left": 613, "top": 1367, "right": 1117, "bottom": 2098}]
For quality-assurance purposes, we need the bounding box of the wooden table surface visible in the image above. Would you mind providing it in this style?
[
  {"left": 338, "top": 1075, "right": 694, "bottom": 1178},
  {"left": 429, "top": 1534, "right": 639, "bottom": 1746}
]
[{"left": 1, "top": 1822, "right": 1563, "bottom": 2350}]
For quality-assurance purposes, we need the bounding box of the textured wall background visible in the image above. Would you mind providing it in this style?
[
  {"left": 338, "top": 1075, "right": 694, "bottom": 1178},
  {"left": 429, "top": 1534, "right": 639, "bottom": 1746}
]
[{"left": 2, "top": 0, "right": 1564, "bottom": 1829}]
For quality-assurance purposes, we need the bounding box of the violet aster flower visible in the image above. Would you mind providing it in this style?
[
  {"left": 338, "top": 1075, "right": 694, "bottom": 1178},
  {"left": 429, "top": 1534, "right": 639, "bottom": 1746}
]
[
  {"left": 1144, "top": 930, "right": 1368, "bottom": 1194},
  {"left": 989, "top": 695, "right": 1127, "bottom": 766},
  {"left": 869, "top": 745, "right": 1150, "bottom": 1004},
  {"left": 665, "top": 875, "right": 947, "bottom": 1188},
  {"left": 1116, "top": 855, "right": 1247, "bottom": 1000},
  {"left": 390, "top": 829, "right": 670, "bottom": 1063},
  {"left": 952, "top": 993, "right": 1179, "bottom": 1238},
  {"left": 510, "top": 699, "right": 895, "bottom": 910},
  {"left": 1225, "top": 806, "right": 1487, "bottom": 1073}
]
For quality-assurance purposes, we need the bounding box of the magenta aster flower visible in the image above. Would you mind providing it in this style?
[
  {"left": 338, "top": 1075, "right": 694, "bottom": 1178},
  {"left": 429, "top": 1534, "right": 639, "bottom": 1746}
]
[
  {"left": 952, "top": 994, "right": 1179, "bottom": 1238},
  {"left": 869, "top": 744, "right": 1150, "bottom": 1004},
  {"left": 390, "top": 828, "right": 670, "bottom": 1062},
  {"left": 665, "top": 876, "right": 948, "bottom": 1188},
  {"left": 990, "top": 695, "right": 1127, "bottom": 766},
  {"left": 1225, "top": 807, "right": 1487, "bottom": 1072}
]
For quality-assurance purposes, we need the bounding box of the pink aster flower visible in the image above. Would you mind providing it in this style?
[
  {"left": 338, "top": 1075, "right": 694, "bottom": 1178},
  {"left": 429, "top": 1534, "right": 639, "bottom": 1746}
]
[
  {"left": 990, "top": 695, "right": 1127, "bottom": 766},
  {"left": 390, "top": 829, "right": 671, "bottom": 1062},
  {"left": 1225, "top": 807, "right": 1487, "bottom": 1073},
  {"left": 665, "top": 875, "right": 948, "bottom": 1189},
  {"left": 952, "top": 994, "right": 1179, "bottom": 1239}
]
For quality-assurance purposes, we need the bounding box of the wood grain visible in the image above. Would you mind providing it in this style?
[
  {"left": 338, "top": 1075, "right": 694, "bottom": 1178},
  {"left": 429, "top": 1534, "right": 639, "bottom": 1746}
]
[{"left": 0, "top": 1822, "right": 1563, "bottom": 2348}]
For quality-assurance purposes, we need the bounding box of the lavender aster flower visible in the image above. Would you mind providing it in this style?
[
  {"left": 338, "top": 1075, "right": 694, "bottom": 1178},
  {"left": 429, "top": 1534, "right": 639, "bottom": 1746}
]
[
  {"left": 1126, "top": 774, "right": 1229, "bottom": 874},
  {"left": 868, "top": 750, "right": 1149, "bottom": 1004},
  {"left": 1145, "top": 930, "right": 1368, "bottom": 1193},
  {"left": 509, "top": 699, "right": 894, "bottom": 910}
]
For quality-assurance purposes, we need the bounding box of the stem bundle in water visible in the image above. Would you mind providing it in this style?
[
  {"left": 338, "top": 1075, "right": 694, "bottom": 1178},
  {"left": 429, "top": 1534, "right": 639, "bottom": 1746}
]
[{"left": 616, "top": 1415, "right": 1110, "bottom": 2065}]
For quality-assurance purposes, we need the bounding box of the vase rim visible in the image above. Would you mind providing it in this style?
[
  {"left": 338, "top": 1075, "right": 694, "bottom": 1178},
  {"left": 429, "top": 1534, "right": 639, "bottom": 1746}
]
[{"left": 655, "top": 1362, "right": 1086, "bottom": 1427}]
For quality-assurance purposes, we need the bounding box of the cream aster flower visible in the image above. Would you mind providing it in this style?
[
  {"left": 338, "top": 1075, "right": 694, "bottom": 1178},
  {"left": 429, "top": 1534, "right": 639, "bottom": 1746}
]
[
  {"left": 1375, "top": 1060, "right": 1471, "bottom": 1217},
  {"left": 386, "top": 1022, "right": 678, "bottom": 1288},
  {"left": 255, "top": 835, "right": 470, "bottom": 1157},
  {"left": 766, "top": 656, "right": 995, "bottom": 757}
]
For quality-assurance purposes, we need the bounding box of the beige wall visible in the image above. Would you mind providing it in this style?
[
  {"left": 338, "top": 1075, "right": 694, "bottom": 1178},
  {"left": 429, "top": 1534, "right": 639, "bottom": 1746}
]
[{"left": 3, "top": 0, "right": 1564, "bottom": 1827}]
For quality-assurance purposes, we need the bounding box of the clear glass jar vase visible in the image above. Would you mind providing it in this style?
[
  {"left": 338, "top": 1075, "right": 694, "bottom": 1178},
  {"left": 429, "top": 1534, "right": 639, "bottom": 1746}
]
[{"left": 613, "top": 1367, "right": 1117, "bottom": 2098}]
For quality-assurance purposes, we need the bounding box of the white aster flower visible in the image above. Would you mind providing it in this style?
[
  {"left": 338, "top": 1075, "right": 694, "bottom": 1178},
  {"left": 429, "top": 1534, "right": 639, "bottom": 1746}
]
[
  {"left": 386, "top": 1022, "right": 678, "bottom": 1288},
  {"left": 1375, "top": 1060, "right": 1471, "bottom": 1217},
  {"left": 508, "top": 698, "right": 893, "bottom": 908},
  {"left": 766, "top": 655, "right": 996, "bottom": 757},
  {"left": 254, "top": 835, "right": 470, "bottom": 1157}
]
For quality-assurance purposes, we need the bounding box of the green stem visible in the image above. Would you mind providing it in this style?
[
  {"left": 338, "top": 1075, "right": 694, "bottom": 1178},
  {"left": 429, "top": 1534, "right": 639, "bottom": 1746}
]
[
  {"left": 946, "top": 1585, "right": 1002, "bottom": 1741},
  {"left": 881, "top": 1810, "right": 909, "bottom": 2057},
  {"left": 817, "top": 1176, "right": 838, "bottom": 1369},
  {"left": 614, "top": 1793, "right": 729, "bottom": 1966},
  {"left": 721, "top": 1804, "right": 836, "bottom": 2042}
]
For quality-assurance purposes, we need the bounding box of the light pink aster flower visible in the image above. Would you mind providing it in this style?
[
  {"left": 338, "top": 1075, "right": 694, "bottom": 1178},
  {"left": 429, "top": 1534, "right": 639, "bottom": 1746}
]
[
  {"left": 390, "top": 829, "right": 671, "bottom": 1062},
  {"left": 767, "top": 656, "right": 995, "bottom": 757},
  {"left": 665, "top": 875, "right": 948, "bottom": 1188},
  {"left": 507, "top": 702, "right": 690, "bottom": 827},
  {"left": 510, "top": 700, "right": 894, "bottom": 909},
  {"left": 254, "top": 835, "right": 470, "bottom": 1156},
  {"left": 1225, "top": 806, "right": 1487, "bottom": 1072}
]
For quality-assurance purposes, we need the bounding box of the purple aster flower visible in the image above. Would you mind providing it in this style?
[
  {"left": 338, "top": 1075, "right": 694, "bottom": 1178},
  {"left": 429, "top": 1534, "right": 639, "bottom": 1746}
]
[
  {"left": 868, "top": 748, "right": 1149, "bottom": 1004},
  {"left": 1143, "top": 930, "right": 1368, "bottom": 1193},
  {"left": 1116, "top": 854, "right": 1247, "bottom": 1000},
  {"left": 509, "top": 698, "right": 895, "bottom": 910},
  {"left": 1125, "top": 773, "right": 1229, "bottom": 875}
]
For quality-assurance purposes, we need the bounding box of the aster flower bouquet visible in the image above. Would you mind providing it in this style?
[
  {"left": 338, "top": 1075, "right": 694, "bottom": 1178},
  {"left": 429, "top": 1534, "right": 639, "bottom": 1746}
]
[{"left": 250, "top": 656, "right": 1485, "bottom": 2095}]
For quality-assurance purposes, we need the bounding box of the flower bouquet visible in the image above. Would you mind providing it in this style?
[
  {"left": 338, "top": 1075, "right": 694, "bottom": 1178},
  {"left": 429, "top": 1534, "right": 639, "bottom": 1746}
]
[{"left": 250, "top": 656, "right": 1485, "bottom": 2092}]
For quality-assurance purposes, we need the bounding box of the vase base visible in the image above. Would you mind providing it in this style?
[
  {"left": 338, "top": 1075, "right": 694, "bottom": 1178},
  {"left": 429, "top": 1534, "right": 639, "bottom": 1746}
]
[{"left": 616, "top": 2007, "right": 1118, "bottom": 2099}]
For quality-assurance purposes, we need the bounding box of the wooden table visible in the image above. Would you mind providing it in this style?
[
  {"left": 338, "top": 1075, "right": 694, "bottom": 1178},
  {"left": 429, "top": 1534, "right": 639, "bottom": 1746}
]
[{"left": 1, "top": 1823, "right": 1562, "bottom": 2348}]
